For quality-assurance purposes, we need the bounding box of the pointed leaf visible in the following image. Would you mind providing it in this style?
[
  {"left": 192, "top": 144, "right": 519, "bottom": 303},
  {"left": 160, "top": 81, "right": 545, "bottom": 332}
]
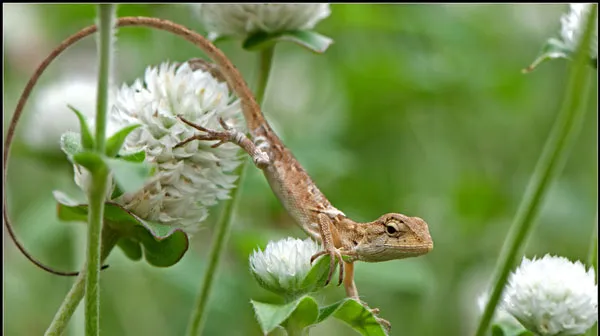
[
  {"left": 300, "top": 254, "right": 333, "bottom": 292},
  {"left": 105, "top": 124, "right": 141, "bottom": 157},
  {"left": 117, "top": 237, "right": 142, "bottom": 261},
  {"left": 243, "top": 30, "right": 333, "bottom": 54},
  {"left": 317, "top": 298, "right": 387, "bottom": 336},
  {"left": 251, "top": 296, "right": 319, "bottom": 335},
  {"left": 104, "top": 157, "right": 152, "bottom": 194},
  {"left": 72, "top": 151, "right": 106, "bottom": 174},
  {"left": 67, "top": 105, "right": 94, "bottom": 150},
  {"left": 523, "top": 38, "right": 571, "bottom": 73},
  {"left": 118, "top": 149, "right": 146, "bottom": 163},
  {"left": 54, "top": 196, "right": 189, "bottom": 268}
]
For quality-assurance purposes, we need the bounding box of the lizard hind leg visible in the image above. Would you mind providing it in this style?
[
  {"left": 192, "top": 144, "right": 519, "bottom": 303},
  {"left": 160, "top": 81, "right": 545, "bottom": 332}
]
[{"left": 174, "top": 116, "right": 270, "bottom": 169}]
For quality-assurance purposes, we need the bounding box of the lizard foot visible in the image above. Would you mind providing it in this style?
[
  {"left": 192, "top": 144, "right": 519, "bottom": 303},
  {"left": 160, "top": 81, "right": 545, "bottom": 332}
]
[
  {"left": 356, "top": 300, "right": 390, "bottom": 332},
  {"left": 175, "top": 116, "right": 270, "bottom": 168},
  {"left": 375, "top": 316, "right": 391, "bottom": 333},
  {"left": 175, "top": 116, "right": 236, "bottom": 148},
  {"left": 310, "top": 248, "right": 344, "bottom": 286}
]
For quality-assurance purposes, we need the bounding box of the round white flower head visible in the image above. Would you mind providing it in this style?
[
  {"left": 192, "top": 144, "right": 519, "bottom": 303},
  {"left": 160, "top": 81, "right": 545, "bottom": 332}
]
[
  {"left": 560, "top": 3, "right": 598, "bottom": 59},
  {"left": 196, "top": 4, "right": 331, "bottom": 40},
  {"left": 249, "top": 237, "right": 321, "bottom": 296},
  {"left": 75, "top": 61, "right": 244, "bottom": 234},
  {"left": 25, "top": 77, "right": 97, "bottom": 151},
  {"left": 477, "top": 291, "right": 523, "bottom": 329},
  {"left": 501, "top": 254, "right": 598, "bottom": 336}
]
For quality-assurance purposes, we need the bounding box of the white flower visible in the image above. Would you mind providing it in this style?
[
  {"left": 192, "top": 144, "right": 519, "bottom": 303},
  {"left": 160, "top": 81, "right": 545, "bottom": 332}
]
[
  {"left": 195, "top": 4, "right": 331, "bottom": 40},
  {"left": 560, "top": 3, "right": 598, "bottom": 59},
  {"left": 74, "top": 61, "right": 244, "bottom": 234},
  {"left": 25, "top": 77, "right": 98, "bottom": 151},
  {"left": 477, "top": 291, "right": 523, "bottom": 329},
  {"left": 501, "top": 254, "right": 598, "bottom": 336},
  {"left": 250, "top": 237, "right": 321, "bottom": 296}
]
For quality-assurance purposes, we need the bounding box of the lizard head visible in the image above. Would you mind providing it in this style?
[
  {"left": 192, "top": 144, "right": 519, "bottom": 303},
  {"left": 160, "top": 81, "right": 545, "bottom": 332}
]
[{"left": 351, "top": 213, "right": 433, "bottom": 262}]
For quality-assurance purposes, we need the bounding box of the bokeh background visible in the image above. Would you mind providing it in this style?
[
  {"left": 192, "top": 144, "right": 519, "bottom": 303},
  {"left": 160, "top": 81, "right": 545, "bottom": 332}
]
[{"left": 3, "top": 4, "right": 597, "bottom": 336}]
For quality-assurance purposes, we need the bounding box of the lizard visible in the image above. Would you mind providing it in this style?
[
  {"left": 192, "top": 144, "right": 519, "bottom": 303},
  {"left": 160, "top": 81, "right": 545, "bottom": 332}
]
[{"left": 176, "top": 58, "right": 434, "bottom": 329}]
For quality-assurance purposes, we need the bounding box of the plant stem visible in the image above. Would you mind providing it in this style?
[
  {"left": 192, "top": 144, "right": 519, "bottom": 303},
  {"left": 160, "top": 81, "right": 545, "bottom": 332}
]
[
  {"left": 254, "top": 46, "right": 275, "bottom": 105},
  {"left": 185, "top": 46, "right": 275, "bottom": 336},
  {"left": 85, "top": 5, "right": 115, "bottom": 336},
  {"left": 475, "top": 5, "right": 596, "bottom": 336},
  {"left": 46, "top": 227, "right": 119, "bottom": 336},
  {"left": 585, "top": 213, "right": 598, "bottom": 336}
]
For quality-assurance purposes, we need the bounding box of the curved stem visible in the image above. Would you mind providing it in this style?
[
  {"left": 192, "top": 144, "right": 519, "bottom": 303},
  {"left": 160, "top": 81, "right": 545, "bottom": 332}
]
[
  {"left": 84, "top": 5, "right": 115, "bottom": 335},
  {"left": 475, "top": 5, "right": 597, "bottom": 335},
  {"left": 45, "top": 227, "right": 119, "bottom": 336},
  {"left": 185, "top": 46, "right": 275, "bottom": 336}
]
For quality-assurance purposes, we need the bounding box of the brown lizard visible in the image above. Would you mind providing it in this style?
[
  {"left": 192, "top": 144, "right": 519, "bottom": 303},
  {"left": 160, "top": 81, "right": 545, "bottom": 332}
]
[{"left": 177, "top": 59, "right": 434, "bottom": 328}]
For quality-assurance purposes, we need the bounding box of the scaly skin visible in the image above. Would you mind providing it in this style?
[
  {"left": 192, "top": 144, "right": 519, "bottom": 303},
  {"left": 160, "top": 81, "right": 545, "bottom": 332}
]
[{"left": 179, "top": 59, "right": 434, "bottom": 331}]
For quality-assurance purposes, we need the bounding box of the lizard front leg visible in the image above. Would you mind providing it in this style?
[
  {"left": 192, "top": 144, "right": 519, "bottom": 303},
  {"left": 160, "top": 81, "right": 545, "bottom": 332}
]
[
  {"left": 310, "top": 213, "right": 345, "bottom": 286},
  {"left": 175, "top": 116, "right": 270, "bottom": 169}
]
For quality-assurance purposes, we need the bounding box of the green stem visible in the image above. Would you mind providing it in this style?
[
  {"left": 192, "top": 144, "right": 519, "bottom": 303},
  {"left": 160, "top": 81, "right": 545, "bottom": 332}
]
[
  {"left": 85, "top": 5, "right": 115, "bottom": 336},
  {"left": 585, "top": 213, "right": 598, "bottom": 336},
  {"left": 45, "top": 227, "right": 119, "bottom": 336},
  {"left": 475, "top": 6, "right": 596, "bottom": 336},
  {"left": 184, "top": 46, "right": 275, "bottom": 336},
  {"left": 254, "top": 46, "right": 275, "bottom": 105}
]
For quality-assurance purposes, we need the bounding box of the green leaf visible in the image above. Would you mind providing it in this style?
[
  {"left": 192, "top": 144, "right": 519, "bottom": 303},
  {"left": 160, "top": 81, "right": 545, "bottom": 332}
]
[
  {"left": 67, "top": 105, "right": 95, "bottom": 150},
  {"left": 104, "top": 157, "right": 152, "bottom": 194},
  {"left": 72, "top": 151, "right": 106, "bottom": 174},
  {"left": 118, "top": 149, "right": 146, "bottom": 163},
  {"left": 135, "top": 226, "right": 189, "bottom": 267},
  {"left": 317, "top": 298, "right": 388, "bottom": 336},
  {"left": 300, "top": 254, "right": 333, "bottom": 292},
  {"left": 243, "top": 30, "right": 333, "bottom": 54},
  {"left": 251, "top": 296, "right": 319, "bottom": 335},
  {"left": 117, "top": 237, "right": 142, "bottom": 261},
  {"left": 105, "top": 124, "right": 141, "bottom": 157},
  {"left": 523, "top": 38, "right": 571, "bottom": 73},
  {"left": 54, "top": 195, "right": 189, "bottom": 267}
]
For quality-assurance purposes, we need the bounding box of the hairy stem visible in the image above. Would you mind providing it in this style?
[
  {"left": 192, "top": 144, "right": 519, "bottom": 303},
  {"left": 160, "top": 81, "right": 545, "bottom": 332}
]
[
  {"left": 46, "top": 227, "right": 119, "bottom": 336},
  {"left": 185, "top": 46, "right": 275, "bottom": 336},
  {"left": 475, "top": 5, "right": 597, "bottom": 335},
  {"left": 85, "top": 5, "right": 116, "bottom": 335}
]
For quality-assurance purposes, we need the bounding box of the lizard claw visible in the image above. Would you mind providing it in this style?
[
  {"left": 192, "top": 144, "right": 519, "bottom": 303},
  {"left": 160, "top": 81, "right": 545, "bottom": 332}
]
[
  {"left": 375, "top": 316, "right": 391, "bottom": 333},
  {"left": 310, "top": 248, "right": 344, "bottom": 286},
  {"left": 356, "top": 300, "right": 390, "bottom": 332},
  {"left": 175, "top": 115, "right": 233, "bottom": 148}
]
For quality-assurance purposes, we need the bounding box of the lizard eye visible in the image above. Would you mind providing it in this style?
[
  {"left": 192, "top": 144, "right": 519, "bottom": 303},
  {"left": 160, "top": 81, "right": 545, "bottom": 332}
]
[
  {"left": 386, "top": 224, "right": 397, "bottom": 235},
  {"left": 385, "top": 221, "right": 408, "bottom": 236}
]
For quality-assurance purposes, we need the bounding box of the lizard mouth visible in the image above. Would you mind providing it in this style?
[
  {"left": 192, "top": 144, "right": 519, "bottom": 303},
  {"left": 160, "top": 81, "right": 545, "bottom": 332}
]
[{"left": 357, "top": 243, "right": 433, "bottom": 262}]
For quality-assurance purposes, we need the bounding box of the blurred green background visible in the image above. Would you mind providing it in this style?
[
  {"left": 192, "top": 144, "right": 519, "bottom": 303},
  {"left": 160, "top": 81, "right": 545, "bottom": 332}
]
[{"left": 3, "top": 4, "right": 597, "bottom": 336}]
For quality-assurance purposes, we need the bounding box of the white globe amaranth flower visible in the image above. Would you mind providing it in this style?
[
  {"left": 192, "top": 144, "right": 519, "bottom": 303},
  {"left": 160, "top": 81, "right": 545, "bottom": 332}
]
[
  {"left": 250, "top": 237, "right": 321, "bottom": 296},
  {"left": 560, "top": 3, "right": 598, "bottom": 59},
  {"left": 501, "top": 254, "right": 598, "bottom": 336},
  {"left": 196, "top": 4, "right": 331, "bottom": 40},
  {"left": 75, "top": 61, "right": 244, "bottom": 234},
  {"left": 25, "top": 77, "right": 98, "bottom": 151}
]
